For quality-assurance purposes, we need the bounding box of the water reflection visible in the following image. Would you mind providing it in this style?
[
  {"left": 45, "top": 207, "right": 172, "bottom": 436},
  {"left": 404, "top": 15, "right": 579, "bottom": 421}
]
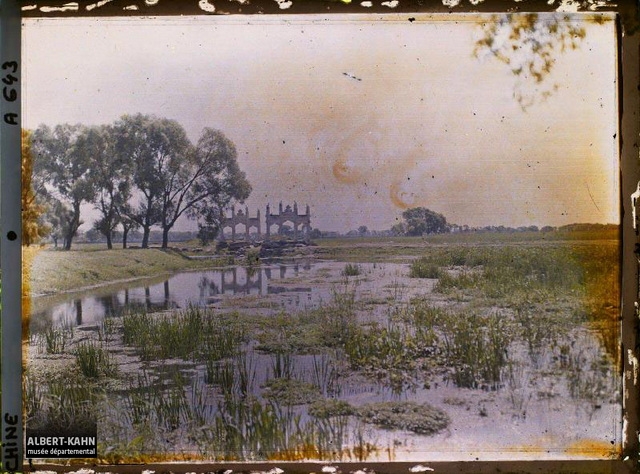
[{"left": 32, "top": 262, "right": 316, "bottom": 331}]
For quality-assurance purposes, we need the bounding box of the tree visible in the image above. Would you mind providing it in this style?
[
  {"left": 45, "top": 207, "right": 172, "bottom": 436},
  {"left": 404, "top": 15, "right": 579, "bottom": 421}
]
[
  {"left": 309, "top": 228, "right": 322, "bottom": 239},
  {"left": 32, "top": 124, "right": 95, "bottom": 250},
  {"left": 22, "top": 129, "right": 50, "bottom": 246},
  {"left": 390, "top": 222, "right": 406, "bottom": 236},
  {"left": 85, "top": 125, "right": 133, "bottom": 249},
  {"left": 184, "top": 128, "right": 252, "bottom": 246},
  {"left": 44, "top": 197, "right": 74, "bottom": 249},
  {"left": 84, "top": 227, "right": 102, "bottom": 243},
  {"left": 401, "top": 207, "right": 448, "bottom": 236},
  {"left": 474, "top": 14, "right": 586, "bottom": 110},
  {"left": 197, "top": 224, "right": 219, "bottom": 246},
  {"left": 358, "top": 225, "right": 369, "bottom": 236},
  {"left": 113, "top": 114, "right": 190, "bottom": 248},
  {"left": 115, "top": 204, "right": 140, "bottom": 249}
]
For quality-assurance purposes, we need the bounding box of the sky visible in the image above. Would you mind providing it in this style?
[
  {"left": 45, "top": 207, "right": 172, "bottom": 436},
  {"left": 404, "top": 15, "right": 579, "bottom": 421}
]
[{"left": 22, "top": 13, "right": 619, "bottom": 233}]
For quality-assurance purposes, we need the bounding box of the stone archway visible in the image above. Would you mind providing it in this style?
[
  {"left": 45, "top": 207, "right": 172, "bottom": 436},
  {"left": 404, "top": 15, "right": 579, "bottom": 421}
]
[
  {"left": 265, "top": 202, "right": 311, "bottom": 242},
  {"left": 220, "top": 203, "right": 311, "bottom": 242},
  {"left": 220, "top": 206, "right": 261, "bottom": 241}
]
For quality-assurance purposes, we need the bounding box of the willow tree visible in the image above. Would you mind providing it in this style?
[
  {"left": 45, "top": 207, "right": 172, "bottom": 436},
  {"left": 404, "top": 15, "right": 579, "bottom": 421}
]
[
  {"left": 113, "top": 114, "right": 190, "bottom": 248},
  {"left": 162, "top": 127, "right": 252, "bottom": 249},
  {"left": 84, "top": 125, "right": 133, "bottom": 249},
  {"left": 31, "top": 124, "right": 95, "bottom": 250}
]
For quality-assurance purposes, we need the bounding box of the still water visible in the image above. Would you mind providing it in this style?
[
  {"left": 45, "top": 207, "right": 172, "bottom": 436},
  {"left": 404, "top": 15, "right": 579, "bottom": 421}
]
[{"left": 31, "top": 260, "right": 322, "bottom": 330}]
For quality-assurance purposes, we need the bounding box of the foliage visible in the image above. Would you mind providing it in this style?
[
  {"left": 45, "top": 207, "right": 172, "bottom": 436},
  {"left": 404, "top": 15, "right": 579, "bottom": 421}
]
[
  {"left": 183, "top": 128, "right": 252, "bottom": 248},
  {"left": 86, "top": 124, "right": 133, "bottom": 249},
  {"left": 30, "top": 114, "right": 252, "bottom": 250},
  {"left": 401, "top": 207, "right": 448, "bottom": 236},
  {"left": 440, "top": 311, "right": 511, "bottom": 390},
  {"left": 474, "top": 13, "right": 587, "bottom": 109},
  {"left": 29, "top": 377, "right": 100, "bottom": 435},
  {"left": 122, "top": 306, "right": 245, "bottom": 362},
  {"left": 40, "top": 326, "right": 71, "bottom": 354},
  {"left": 113, "top": 114, "right": 191, "bottom": 248},
  {"left": 31, "top": 124, "right": 96, "bottom": 250},
  {"left": 42, "top": 197, "right": 74, "bottom": 248}
]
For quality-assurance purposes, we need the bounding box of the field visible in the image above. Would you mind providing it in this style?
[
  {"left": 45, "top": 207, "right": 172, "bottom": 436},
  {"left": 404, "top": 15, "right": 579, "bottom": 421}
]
[{"left": 24, "top": 230, "right": 621, "bottom": 462}]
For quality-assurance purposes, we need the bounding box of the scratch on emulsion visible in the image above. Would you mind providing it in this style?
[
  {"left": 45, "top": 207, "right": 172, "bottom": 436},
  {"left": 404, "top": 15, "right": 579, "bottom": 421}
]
[
  {"left": 585, "top": 181, "right": 602, "bottom": 213},
  {"left": 343, "top": 72, "right": 362, "bottom": 81}
]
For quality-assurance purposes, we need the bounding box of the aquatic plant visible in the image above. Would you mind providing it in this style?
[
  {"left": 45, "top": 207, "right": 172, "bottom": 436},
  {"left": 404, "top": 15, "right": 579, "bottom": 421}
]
[
  {"left": 440, "top": 311, "right": 510, "bottom": 390},
  {"left": 408, "top": 259, "right": 442, "bottom": 279},
  {"left": 245, "top": 246, "right": 261, "bottom": 266},
  {"left": 262, "top": 378, "right": 322, "bottom": 406},
  {"left": 122, "top": 368, "right": 194, "bottom": 432},
  {"left": 41, "top": 326, "right": 71, "bottom": 354},
  {"left": 29, "top": 377, "right": 101, "bottom": 435},
  {"left": 342, "top": 263, "right": 362, "bottom": 277},
  {"left": 75, "top": 341, "right": 118, "bottom": 379},
  {"left": 23, "top": 372, "right": 43, "bottom": 420},
  {"left": 308, "top": 399, "right": 355, "bottom": 418},
  {"left": 309, "top": 353, "right": 341, "bottom": 397},
  {"left": 355, "top": 401, "right": 450, "bottom": 435},
  {"left": 434, "top": 270, "right": 479, "bottom": 294},
  {"left": 121, "top": 306, "right": 245, "bottom": 362},
  {"left": 98, "top": 317, "right": 117, "bottom": 345}
]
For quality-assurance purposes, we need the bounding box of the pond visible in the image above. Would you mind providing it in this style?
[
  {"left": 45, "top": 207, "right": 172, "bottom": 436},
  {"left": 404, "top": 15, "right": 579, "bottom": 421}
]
[
  {"left": 26, "top": 250, "right": 622, "bottom": 462},
  {"left": 30, "top": 260, "right": 329, "bottom": 329}
]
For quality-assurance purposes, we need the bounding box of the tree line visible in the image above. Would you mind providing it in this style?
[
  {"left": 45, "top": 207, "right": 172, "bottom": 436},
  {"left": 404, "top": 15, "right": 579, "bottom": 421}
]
[{"left": 22, "top": 114, "right": 251, "bottom": 250}]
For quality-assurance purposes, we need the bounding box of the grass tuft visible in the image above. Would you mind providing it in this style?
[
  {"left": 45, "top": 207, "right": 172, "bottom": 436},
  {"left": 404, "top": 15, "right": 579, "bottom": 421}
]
[
  {"left": 75, "top": 341, "right": 118, "bottom": 378},
  {"left": 342, "top": 263, "right": 362, "bottom": 277}
]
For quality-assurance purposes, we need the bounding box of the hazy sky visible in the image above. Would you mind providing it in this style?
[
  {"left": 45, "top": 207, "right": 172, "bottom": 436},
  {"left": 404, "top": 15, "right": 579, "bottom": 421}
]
[{"left": 23, "top": 14, "right": 619, "bottom": 233}]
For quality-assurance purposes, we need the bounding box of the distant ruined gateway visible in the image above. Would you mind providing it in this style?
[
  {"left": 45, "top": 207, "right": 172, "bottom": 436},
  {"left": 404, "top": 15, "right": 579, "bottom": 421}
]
[{"left": 220, "top": 202, "right": 312, "bottom": 242}]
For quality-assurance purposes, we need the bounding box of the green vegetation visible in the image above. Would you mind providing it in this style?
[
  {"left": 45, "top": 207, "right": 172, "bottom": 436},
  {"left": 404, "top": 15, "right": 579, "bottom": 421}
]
[
  {"left": 342, "top": 263, "right": 362, "bottom": 277},
  {"left": 400, "top": 207, "right": 448, "bottom": 236},
  {"left": 256, "top": 285, "right": 359, "bottom": 354},
  {"left": 122, "top": 305, "right": 246, "bottom": 362},
  {"left": 440, "top": 311, "right": 510, "bottom": 389},
  {"left": 40, "top": 326, "right": 71, "bottom": 354},
  {"left": 28, "top": 375, "right": 101, "bottom": 435},
  {"left": 408, "top": 259, "right": 442, "bottom": 279},
  {"left": 25, "top": 231, "right": 620, "bottom": 462},
  {"left": 27, "top": 246, "right": 217, "bottom": 296},
  {"left": 29, "top": 116, "right": 251, "bottom": 250},
  {"left": 308, "top": 399, "right": 355, "bottom": 418},
  {"left": 262, "top": 378, "right": 322, "bottom": 406},
  {"left": 75, "top": 341, "right": 118, "bottom": 378},
  {"left": 123, "top": 369, "right": 194, "bottom": 432},
  {"left": 355, "top": 401, "right": 450, "bottom": 435}
]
